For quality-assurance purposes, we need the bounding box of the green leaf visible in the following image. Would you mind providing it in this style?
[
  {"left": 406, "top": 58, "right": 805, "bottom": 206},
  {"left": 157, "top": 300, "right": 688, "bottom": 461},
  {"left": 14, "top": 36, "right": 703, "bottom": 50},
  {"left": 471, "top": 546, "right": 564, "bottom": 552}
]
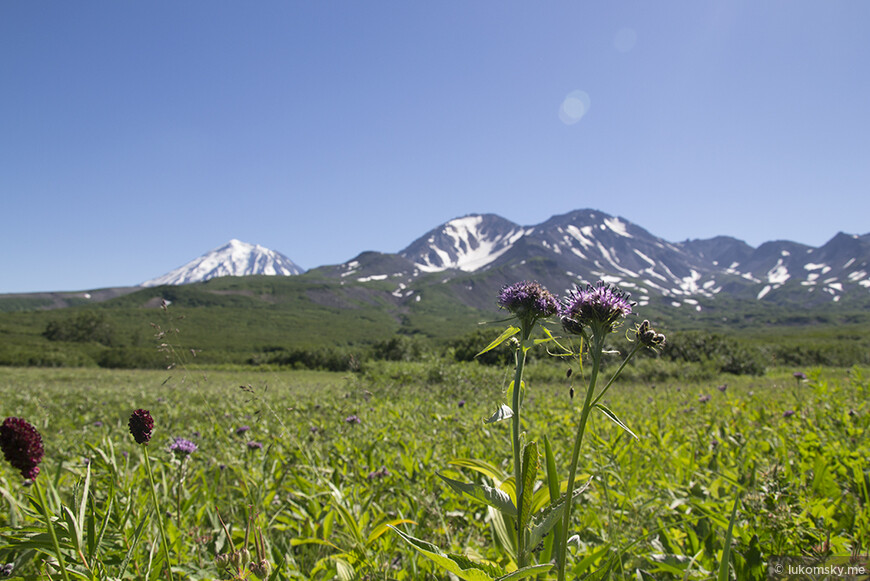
[
  {"left": 496, "top": 564, "right": 554, "bottom": 581},
  {"left": 476, "top": 326, "right": 520, "bottom": 357},
  {"left": 449, "top": 458, "right": 508, "bottom": 484},
  {"left": 438, "top": 473, "right": 517, "bottom": 517},
  {"left": 594, "top": 403, "right": 639, "bottom": 441},
  {"left": 542, "top": 436, "right": 562, "bottom": 564},
  {"left": 390, "top": 526, "right": 505, "bottom": 581},
  {"left": 717, "top": 496, "right": 741, "bottom": 581},
  {"left": 484, "top": 404, "right": 514, "bottom": 424},
  {"left": 366, "top": 518, "right": 416, "bottom": 546},
  {"left": 518, "top": 441, "right": 538, "bottom": 537},
  {"left": 527, "top": 477, "right": 592, "bottom": 550}
]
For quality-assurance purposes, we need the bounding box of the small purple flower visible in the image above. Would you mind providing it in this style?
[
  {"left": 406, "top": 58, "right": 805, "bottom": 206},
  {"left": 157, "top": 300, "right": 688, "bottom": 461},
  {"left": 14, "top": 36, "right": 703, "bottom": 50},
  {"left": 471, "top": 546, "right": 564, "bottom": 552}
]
[
  {"left": 498, "top": 281, "right": 558, "bottom": 326},
  {"left": 561, "top": 282, "right": 634, "bottom": 336},
  {"left": 793, "top": 371, "right": 807, "bottom": 381},
  {"left": 0, "top": 417, "right": 44, "bottom": 481},
  {"left": 246, "top": 441, "right": 263, "bottom": 450},
  {"left": 344, "top": 415, "right": 361, "bottom": 425},
  {"left": 93, "top": 421, "right": 104, "bottom": 428},
  {"left": 698, "top": 394, "right": 711, "bottom": 404},
  {"left": 458, "top": 400, "right": 466, "bottom": 408},
  {"left": 367, "top": 466, "right": 389, "bottom": 480},
  {"left": 128, "top": 409, "right": 154, "bottom": 445},
  {"left": 235, "top": 425, "right": 251, "bottom": 436},
  {"left": 169, "top": 437, "right": 197, "bottom": 457},
  {"left": 717, "top": 384, "right": 727, "bottom": 392},
  {"left": 783, "top": 410, "right": 796, "bottom": 418}
]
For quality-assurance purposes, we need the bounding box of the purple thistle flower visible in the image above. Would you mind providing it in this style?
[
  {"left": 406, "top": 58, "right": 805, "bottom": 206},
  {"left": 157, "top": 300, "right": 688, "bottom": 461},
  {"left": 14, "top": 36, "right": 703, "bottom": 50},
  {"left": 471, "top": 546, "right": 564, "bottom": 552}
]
[
  {"left": 0, "top": 417, "right": 44, "bottom": 481},
  {"left": 128, "top": 409, "right": 154, "bottom": 445},
  {"left": 345, "top": 415, "right": 361, "bottom": 425},
  {"left": 793, "top": 371, "right": 807, "bottom": 381},
  {"left": 698, "top": 394, "right": 712, "bottom": 404},
  {"left": 717, "top": 384, "right": 727, "bottom": 392},
  {"left": 561, "top": 282, "right": 634, "bottom": 336},
  {"left": 458, "top": 399, "right": 466, "bottom": 408},
  {"left": 235, "top": 425, "right": 251, "bottom": 436},
  {"left": 783, "top": 410, "right": 796, "bottom": 418},
  {"left": 93, "top": 420, "right": 104, "bottom": 428},
  {"left": 246, "top": 441, "right": 263, "bottom": 450},
  {"left": 169, "top": 437, "right": 197, "bottom": 457},
  {"left": 498, "top": 281, "right": 558, "bottom": 326}
]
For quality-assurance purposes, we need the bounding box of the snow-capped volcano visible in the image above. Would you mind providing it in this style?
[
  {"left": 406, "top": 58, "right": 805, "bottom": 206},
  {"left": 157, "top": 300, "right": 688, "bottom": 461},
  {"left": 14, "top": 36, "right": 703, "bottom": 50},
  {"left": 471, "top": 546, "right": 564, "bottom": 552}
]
[{"left": 141, "top": 240, "right": 303, "bottom": 287}]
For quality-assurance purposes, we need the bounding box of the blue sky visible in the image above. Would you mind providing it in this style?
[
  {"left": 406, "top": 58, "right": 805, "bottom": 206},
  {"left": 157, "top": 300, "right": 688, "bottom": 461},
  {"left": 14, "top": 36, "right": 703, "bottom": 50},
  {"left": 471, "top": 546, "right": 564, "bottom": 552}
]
[{"left": 2, "top": 1, "right": 868, "bottom": 293}]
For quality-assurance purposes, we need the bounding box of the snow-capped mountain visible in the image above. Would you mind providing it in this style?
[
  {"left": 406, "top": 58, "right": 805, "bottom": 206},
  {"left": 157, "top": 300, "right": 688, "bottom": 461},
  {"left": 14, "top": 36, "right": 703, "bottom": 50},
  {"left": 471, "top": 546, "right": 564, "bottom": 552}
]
[
  {"left": 317, "top": 209, "right": 870, "bottom": 308},
  {"left": 141, "top": 239, "right": 303, "bottom": 287}
]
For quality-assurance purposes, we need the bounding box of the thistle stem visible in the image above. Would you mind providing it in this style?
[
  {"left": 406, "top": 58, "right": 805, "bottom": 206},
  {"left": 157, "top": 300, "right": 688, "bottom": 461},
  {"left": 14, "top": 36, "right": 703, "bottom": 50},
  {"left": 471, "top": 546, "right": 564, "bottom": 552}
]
[
  {"left": 34, "top": 478, "right": 72, "bottom": 581},
  {"left": 144, "top": 447, "right": 175, "bottom": 581},
  {"left": 556, "top": 332, "right": 604, "bottom": 581},
  {"left": 511, "top": 333, "right": 529, "bottom": 568}
]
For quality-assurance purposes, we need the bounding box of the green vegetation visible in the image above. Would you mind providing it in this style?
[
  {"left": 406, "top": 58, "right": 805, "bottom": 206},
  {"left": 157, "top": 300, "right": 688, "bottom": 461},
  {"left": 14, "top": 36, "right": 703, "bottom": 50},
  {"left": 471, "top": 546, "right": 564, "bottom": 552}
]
[{"left": 0, "top": 363, "right": 867, "bottom": 579}]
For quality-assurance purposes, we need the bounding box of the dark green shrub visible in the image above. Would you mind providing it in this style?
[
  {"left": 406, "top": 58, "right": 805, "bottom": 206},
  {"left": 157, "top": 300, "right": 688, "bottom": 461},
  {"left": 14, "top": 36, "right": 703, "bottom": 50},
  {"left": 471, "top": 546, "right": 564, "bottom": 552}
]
[{"left": 43, "top": 311, "right": 115, "bottom": 346}]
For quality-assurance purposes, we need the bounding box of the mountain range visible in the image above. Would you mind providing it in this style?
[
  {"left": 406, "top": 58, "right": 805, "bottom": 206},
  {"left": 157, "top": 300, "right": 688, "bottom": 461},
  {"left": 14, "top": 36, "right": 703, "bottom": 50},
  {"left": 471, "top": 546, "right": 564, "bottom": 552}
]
[{"left": 3, "top": 209, "right": 869, "bottom": 314}]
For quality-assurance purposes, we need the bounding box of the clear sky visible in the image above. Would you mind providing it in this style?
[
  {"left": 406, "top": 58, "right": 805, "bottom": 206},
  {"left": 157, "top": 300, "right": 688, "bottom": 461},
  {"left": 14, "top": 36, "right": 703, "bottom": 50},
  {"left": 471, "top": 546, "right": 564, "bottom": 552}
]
[{"left": 2, "top": 1, "right": 868, "bottom": 293}]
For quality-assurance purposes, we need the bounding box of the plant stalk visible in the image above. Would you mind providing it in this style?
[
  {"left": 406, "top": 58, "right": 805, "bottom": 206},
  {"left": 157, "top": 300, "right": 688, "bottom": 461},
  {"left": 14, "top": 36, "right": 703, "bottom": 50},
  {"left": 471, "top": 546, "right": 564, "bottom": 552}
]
[
  {"left": 511, "top": 331, "right": 529, "bottom": 568},
  {"left": 144, "top": 447, "right": 175, "bottom": 581},
  {"left": 556, "top": 332, "right": 605, "bottom": 581},
  {"left": 34, "top": 478, "right": 73, "bottom": 581}
]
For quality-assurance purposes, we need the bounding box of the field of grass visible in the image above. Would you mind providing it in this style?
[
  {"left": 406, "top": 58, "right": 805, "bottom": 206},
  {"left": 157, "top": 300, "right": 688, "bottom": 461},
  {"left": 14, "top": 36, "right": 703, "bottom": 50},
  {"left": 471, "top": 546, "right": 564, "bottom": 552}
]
[{"left": 0, "top": 360, "right": 867, "bottom": 580}]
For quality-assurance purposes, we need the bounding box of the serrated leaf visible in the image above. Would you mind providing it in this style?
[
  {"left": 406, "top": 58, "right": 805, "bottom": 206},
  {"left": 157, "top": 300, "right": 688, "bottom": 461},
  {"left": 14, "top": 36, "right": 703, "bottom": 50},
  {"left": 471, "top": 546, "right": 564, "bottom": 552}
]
[
  {"left": 594, "top": 403, "right": 639, "bottom": 441},
  {"left": 518, "top": 441, "right": 538, "bottom": 536},
  {"left": 484, "top": 404, "right": 514, "bottom": 424},
  {"left": 439, "top": 473, "right": 517, "bottom": 517},
  {"left": 477, "top": 326, "right": 520, "bottom": 357},
  {"left": 527, "top": 477, "right": 592, "bottom": 550},
  {"left": 390, "top": 526, "right": 504, "bottom": 581}
]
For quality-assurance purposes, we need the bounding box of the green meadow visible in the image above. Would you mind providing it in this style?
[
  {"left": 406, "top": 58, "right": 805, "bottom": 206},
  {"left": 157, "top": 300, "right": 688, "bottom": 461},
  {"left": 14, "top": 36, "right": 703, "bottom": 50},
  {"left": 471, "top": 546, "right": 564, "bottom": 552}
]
[{"left": 0, "top": 361, "right": 867, "bottom": 579}]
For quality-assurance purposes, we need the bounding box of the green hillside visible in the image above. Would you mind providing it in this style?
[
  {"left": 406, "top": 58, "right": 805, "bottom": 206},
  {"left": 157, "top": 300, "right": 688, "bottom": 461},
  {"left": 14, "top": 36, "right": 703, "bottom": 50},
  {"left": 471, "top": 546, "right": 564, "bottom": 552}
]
[{"left": 1, "top": 272, "right": 868, "bottom": 371}]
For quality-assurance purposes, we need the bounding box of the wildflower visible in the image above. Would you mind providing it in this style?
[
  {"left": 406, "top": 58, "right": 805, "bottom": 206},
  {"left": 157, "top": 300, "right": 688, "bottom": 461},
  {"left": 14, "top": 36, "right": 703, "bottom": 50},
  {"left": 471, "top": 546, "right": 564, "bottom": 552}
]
[
  {"left": 235, "top": 425, "right": 251, "bottom": 436},
  {"left": 367, "top": 466, "right": 389, "bottom": 479},
  {"left": 0, "top": 417, "right": 44, "bottom": 481},
  {"left": 93, "top": 420, "right": 104, "bottom": 428},
  {"left": 793, "top": 371, "right": 807, "bottom": 381},
  {"left": 246, "top": 441, "right": 263, "bottom": 450},
  {"left": 717, "top": 384, "right": 728, "bottom": 392},
  {"left": 498, "top": 280, "right": 558, "bottom": 330},
  {"left": 128, "top": 409, "right": 154, "bottom": 445},
  {"left": 0, "top": 563, "right": 13, "bottom": 577},
  {"left": 634, "top": 319, "right": 666, "bottom": 349},
  {"left": 783, "top": 410, "right": 796, "bottom": 418},
  {"left": 698, "top": 394, "right": 711, "bottom": 404},
  {"left": 169, "top": 437, "right": 197, "bottom": 457},
  {"left": 561, "top": 282, "right": 633, "bottom": 336},
  {"left": 458, "top": 399, "right": 466, "bottom": 408},
  {"left": 345, "top": 415, "right": 361, "bottom": 425}
]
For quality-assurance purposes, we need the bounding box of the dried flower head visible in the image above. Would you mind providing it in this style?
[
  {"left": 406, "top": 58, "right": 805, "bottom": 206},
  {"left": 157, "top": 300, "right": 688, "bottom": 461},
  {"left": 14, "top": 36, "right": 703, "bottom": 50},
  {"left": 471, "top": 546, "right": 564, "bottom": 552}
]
[
  {"left": 634, "top": 319, "right": 666, "bottom": 349},
  {"left": 169, "top": 437, "right": 197, "bottom": 457},
  {"left": 561, "top": 282, "right": 634, "bottom": 336},
  {"left": 128, "top": 409, "right": 154, "bottom": 445},
  {"left": 498, "top": 280, "right": 558, "bottom": 328},
  {"left": 0, "top": 417, "right": 44, "bottom": 481}
]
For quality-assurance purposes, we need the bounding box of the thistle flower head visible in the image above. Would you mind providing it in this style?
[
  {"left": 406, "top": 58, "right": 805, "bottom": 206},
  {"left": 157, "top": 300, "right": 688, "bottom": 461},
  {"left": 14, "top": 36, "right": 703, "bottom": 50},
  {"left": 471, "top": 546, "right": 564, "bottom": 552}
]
[
  {"left": 128, "top": 409, "right": 154, "bottom": 445},
  {"left": 246, "top": 440, "right": 263, "bottom": 450},
  {"left": 169, "top": 437, "right": 197, "bottom": 457},
  {"left": 344, "top": 415, "right": 361, "bottom": 425},
  {"left": 561, "top": 282, "right": 633, "bottom": 336},
  {"left": 634, "top": 319, "right": 666, "bottom": 350},
  {"left": 235, "top": 425, "right": 251, "bottom": 436},
  {"left": 0, "top": 417, "right": 44, "bottom": 481},
  {"left": 498, "top": 280, "right": 558, "bottom": 329}
]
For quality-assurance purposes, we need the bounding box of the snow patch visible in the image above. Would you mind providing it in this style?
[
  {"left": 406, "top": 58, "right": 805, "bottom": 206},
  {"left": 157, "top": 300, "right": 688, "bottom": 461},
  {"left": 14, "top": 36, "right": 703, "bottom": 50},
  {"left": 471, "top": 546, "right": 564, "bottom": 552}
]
[{"left": 603, "top": 217, "right": 632, "bottom": 237}]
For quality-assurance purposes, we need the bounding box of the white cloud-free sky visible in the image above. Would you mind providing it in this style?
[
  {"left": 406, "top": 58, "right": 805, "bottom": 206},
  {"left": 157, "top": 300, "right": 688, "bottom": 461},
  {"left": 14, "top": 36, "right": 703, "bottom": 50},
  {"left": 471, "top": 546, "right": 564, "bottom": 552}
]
[{"left": 2, "top": 1, "right": 868, "bottom": 292}]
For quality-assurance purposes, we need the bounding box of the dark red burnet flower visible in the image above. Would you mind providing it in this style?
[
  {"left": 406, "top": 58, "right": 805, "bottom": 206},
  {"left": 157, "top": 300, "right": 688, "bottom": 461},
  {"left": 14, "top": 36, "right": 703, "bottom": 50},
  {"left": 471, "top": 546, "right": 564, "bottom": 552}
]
[
  {"left": 128, "top": 409, "right": 154, "bottom": 445},
  {"left": 0, "top": 417, "right": 44, "bottom": 481}
]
